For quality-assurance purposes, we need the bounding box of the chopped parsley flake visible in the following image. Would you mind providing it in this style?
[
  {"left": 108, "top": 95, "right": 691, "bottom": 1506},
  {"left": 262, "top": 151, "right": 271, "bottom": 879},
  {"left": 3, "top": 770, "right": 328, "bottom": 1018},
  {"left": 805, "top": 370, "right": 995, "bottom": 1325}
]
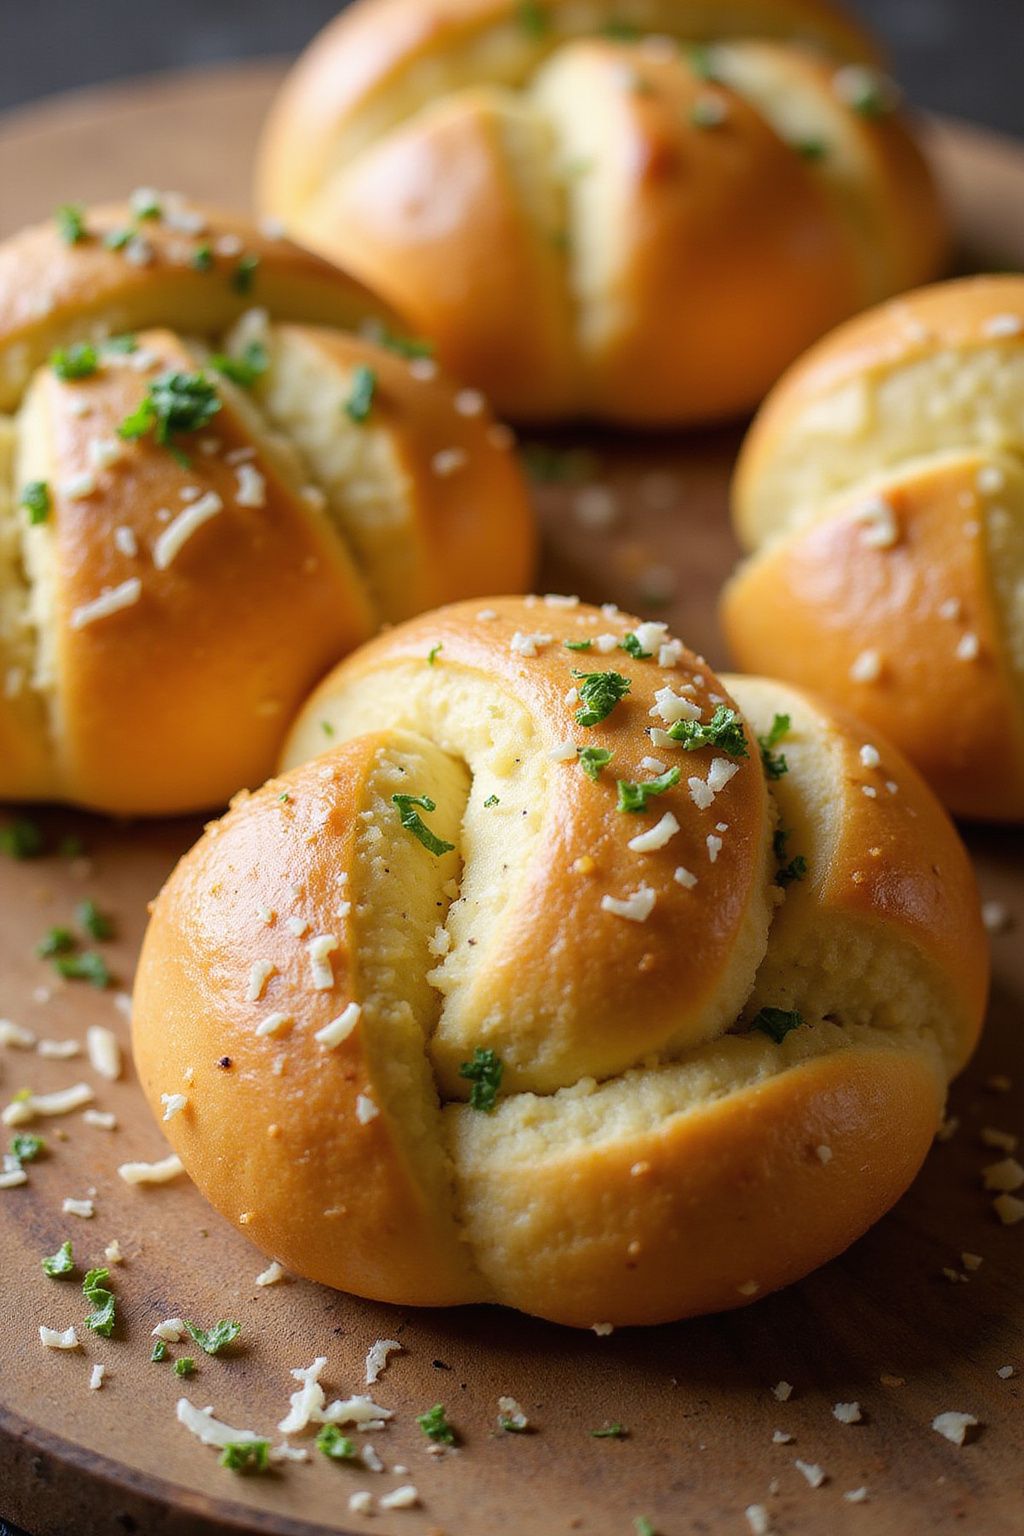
[
  {"left": 758, "top": 713, "right": 791, "bottom": 780},
  {"left": 191, "top": 243, "right": 214, "bottom": 271},
  {"left": 10, "top": 1133, "right": 44, "bottom": 1164},
  {"left": 77, "top": 898, "right": 113, "bottom": 941},
  {"left": 751, "top": 1007, "right": 804, "bottom": 1044},
  {"left": 54, "top": 950, "right": 110, "bottom": 988},
  {"left": 316, "top": 1424, "right": 357, "bottom": 1461},
  {"left": 51, "top": 342, "right": 99, "bottom": 381},
  {"left": 219, "top": 1440, "right": 270, "bottom": 1473},
  {"left": 321, "top": 719, "right": 335, "bottom": 737},
  {"left": 42, "top": 1239, "right": 75, "bottom": 1278},
  {"left": 668, "top": 705, "right": 748, "bottom": 757},
  {"left": 103, "top": 333, "right": 138, "bottom": 355},
  {"left": 417, "top": 1403, "right": 457, "bottom": 1445},
  {"left": 591, "top": 1423, "right": 628, "bottom": 1438},
  {"left": 616, "top": 766, "right": 680, "bottom": 813},
  {"left": 392, "top": 793, "right": 455, "bottom": 857},
  {"left": 151, "top": 1339, "right": 169, "bottom": 1362},
  {"left": 459, "top": 1048, "right": 503, "bottom": 1113},
  {"left": 118, "top": 370, "right": 221, "bottom": 461},
  {"left": 794, "top": 137, "right": 828, "bottom": 161},
  {"left": 578, "top": 746, "right": 614, "bottom": 781},
  {"left": 103, "top": 228, "right": 133, "bottom": 252},
  {"left": 564, "top": 639, "right": 592, "bottom": 652},
  {"left": 619, "top": 632, "right": 652, "bottom": 659},
  {"left": 55, "top": 204, "right": 87, "bottom": 244},
  {"left": 185, "top": 1319, "right": 241, "bottom": 1355},
  {"left": 635, "top": 1520, "right": 656, "bottom": 1536},
  {"left": 230, "top": 254, "right": 260, "bottom": 295},
  {"left": 82, "top": 1266, "right": 116, "bottom": 1337},
  {"left": 344, "top": 364, "right": 377, "bottom": 423},
  {"left": 516, "top": 0, "right": 549, "bottom": 36},
  {"left": 483, "top": 794, "right": 500, "bottom": 808},
  {"left": 37, "top": 926, "right": 75, "bottom": 958},
  {"left": 1, "top": 817, "right": 45, "bottom": 859},
  {"left": 427, "top": 643, "right": 443, "bottom": 666},
  {"left": 132, "top": 190, "right": 162, "bottom": 221},
  {"left": 777, "top": 854, "right": 808, "bottom": 888},
  {"left": 689, "top": 45, "right": 720, "bottom": 81},
  {"left": 572, "top": 669, "right": 631, "bottom": 727},
  {"left": 174, "top": 1356, "right": 196, "bottom": 1377},
  {"left": 20, "top": 481, "right": 51, "bottom": 525},
  {"left": 364, "top": 322, "right": 434, "bottom": 359},
  {"left": 209, "top": 341, "right": 269, "bottom": 388}
]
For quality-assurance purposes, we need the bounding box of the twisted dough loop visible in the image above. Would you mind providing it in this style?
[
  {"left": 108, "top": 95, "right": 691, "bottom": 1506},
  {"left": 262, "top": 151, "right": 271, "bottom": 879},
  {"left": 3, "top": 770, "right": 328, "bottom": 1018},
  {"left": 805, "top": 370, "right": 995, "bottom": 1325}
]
[
  {"left": 258, "top": 0, "right": 947, "bottom": 422},
  {"left": 0, "top": 202, "right": 532, "bottom": 813},
  {"left": 724, "top": 274, "right": 1024, "bottom": 820},
  {"left": 133, "top": 598, "right": 986, "bottom": 1326}
]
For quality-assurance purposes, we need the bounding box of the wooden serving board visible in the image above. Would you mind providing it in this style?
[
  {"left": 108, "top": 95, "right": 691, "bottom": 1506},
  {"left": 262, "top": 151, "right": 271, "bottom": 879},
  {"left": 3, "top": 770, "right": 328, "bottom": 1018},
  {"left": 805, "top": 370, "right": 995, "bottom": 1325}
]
[{"left": 1, "top": 65, "right": 1023, "bottom": 1536}]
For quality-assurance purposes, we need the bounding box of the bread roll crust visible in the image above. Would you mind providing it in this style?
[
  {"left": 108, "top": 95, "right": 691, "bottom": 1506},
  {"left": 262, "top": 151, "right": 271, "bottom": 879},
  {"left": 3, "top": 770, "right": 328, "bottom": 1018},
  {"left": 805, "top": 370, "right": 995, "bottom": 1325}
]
[
  {"left": 257, "top": 0, "right": 946, "bottom": 423},
  {"left": 133, "top": 598, "right": 986, "bottom": 1324}
]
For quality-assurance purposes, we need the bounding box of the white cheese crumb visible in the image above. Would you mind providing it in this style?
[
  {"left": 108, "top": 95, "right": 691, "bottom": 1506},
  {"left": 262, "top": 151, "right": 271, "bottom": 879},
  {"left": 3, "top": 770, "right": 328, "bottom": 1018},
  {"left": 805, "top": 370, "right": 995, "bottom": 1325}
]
[
  {"left": 454, "top": 388, "right": 485, "bottom": 417},
  {"left": 980, "top": 1127, "right": 1017, "bottom": 1152},
  {"left": 510, "top": 630, "right": 553, "bottom": 658},
  {"left": 659, "top": 640, "right": 684, "bottom": 668},
  {"left": 0, "top": 1020, "right": 36, "bottom": 1049},
  {"left": 365, "top": 1339, "right": 403, "bottom": 1386},
  {"left": 816, "top": 1145, "right": 833, "bottom": 1164},
  {"left": 850, "top": 648, "right": 881, "bottom": 683},
  {"left": 852, "top": 495, "right": 899, "bottom": 549},
  {"left": 640, "top": 756, "right": 667, "bottom": 773},
  {"left": 356, "top": 1094, "right": 379, "bottom": 1124},
  {"left": 772, "top": 1382, "right": 793, "bottom": 1402},
  {"left": 285, "top": 915, "right": 309, "bottom": 938},
  {"left": 83, "top": 1111, "right": 117, "bottom": 1132},
  {"left": 256, "top": 1011, "right": 292, "bottom": 1038},
  {"left": 362, "top": 1444, "right": 384, "bottom": 1472},
  {"left": 673, "top": 866, "right": 697, "bottom": 889},
  {"left": 153, "top": 492, "right": 223, "bottom": 570},
  {"left": 591, "top": 1322, "right": 614, "bottom": 1336},
  {"left": 600, "top": 886, "right": 656, "bottom": 923},
  {"left": 307, "top": 934, "right": 339, "bottom": 990},
  {"left": 256, "top": 1261, "right": 286, "bottom": 1287},
  {"left": 60, "top": 471, "right": 98, "bottom": 501},
  {"left": 349, "top": 1491, "right": 373, "bottom": 1514},
  {"left": 476, "top": 608, "right": 498, "bottom": 621},
  {"left": 689, "top": 776, "right": 714, "bottom": 810},
  {"left": 955, "top": 632, "right": 980, "bottom": 662},
  {"left": 543, "top": 593, "right": 579, "bottom": 609},
  {"left": 432, "top": 448, "right": 467, "bottom": 477},
  {"left": 379, "top": 1486, "right": 419, "bottom": 1510},
  {"left": 86, "top": 1025, "right": 122, "bottom": 1081},
  {"left": 235, "top": 462, "right": 266, "bottom": 508},
  {"left": 62, "top": 1196, "right": 94, "bottom": 1218},
  {"left": 594, "top": 632, "right": 620, "bottom": 654},
  {"left": 497, "top": 1394, "right": 528, "bottom": 1431},
  {"left": 772, "top": 1430, "right": 794, "bottom": 1444},
  {"left": 843, "top": 1488, "right": 869, "bottom": 1503},
  {"left": 628, "top": 812, "right": 679, "bottom": 853},
  {"left": 651, "top": 685, "right": 700, "bottom": 724},
  {"left": 269, "top": 1443, "right": 309, "bottom": 1463},
  {"left": 3, "top": 1083, "right": 95, "bottom": 1127},
  {"left": 246, "top": 959, "right": 276, "bottom": 1003},
  {"left": 982, "top": 1157, "right": 1024, "bottom": 1192},
  {"left": 153, "top": 1318, "right": 187, "bottom": 1341},
  {"left": 706, "top": 834, "right": 723, "bottom": 863},
  {"left": 315, "top": 1002, "right": 362, "bottom": 1048},
  {"left": 633, "top": 621, "right": 668, "bottom": 654},
  {"left": 427, "top": 926, "right": 450, "bottom": 958},
  {"left": 0, "top": 1163, "right": 28, "bottom": 1189},
  {"left": 117, "top": 1153, "right": 185, "bottom": 1185},
  {"left": 794, "top": 1459, "right": 827, "bottom": 1488},
  {"left": 176, "top": 1397, "right": 261, "bottom": 1449},
  {"left": 996, "top": 1365, "right": 1015, "bottom": 1379},
  {"left": 38, "top": 1039, "right": 81, "bottom": 1059},
  {"left": 89, "top": 437, "right": 125, "bottom": 471},
  {"left": 40, "top": 1325, "right": 79, "bottom": 1349},
  {"left": 859, "top": 744, "right": 880, "bottom": 769},
  {"left": 547, "top": 740, "right": 579, "bottom": 762},
  {"left": 69, "top": 578, "right": 143, "bottom": 631},
  {"left": 745, "top": 1505, "right": 771, "bottom": 1535},
  {"left": 833, "top": 1402, "right": 862, "bottom": 1424},
  {"left": 982, "top": 313, "right": 1023, "bottom": 338},
  {"left": 89, "top": 1363, "right": 105, "bottom": 1390},
  {"left": 931, "top": 1411, "right": 978, "bottom": 1446},
  {"left": 104, "top": 1240, "right": 124, "bottom": 1263},
  {"left": 861, "top": 785, "right": 877, "bottom": 799},
  {"left": 161, "top": 1092, "right": 188, "bottom": 1122}
]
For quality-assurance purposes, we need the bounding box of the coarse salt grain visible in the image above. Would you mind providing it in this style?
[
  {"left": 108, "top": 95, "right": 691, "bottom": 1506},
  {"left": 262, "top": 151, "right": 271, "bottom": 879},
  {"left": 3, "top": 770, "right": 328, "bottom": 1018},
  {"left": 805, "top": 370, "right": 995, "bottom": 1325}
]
[{"left": 833, "top": 1402, "right": 862, "bottom": 1424}]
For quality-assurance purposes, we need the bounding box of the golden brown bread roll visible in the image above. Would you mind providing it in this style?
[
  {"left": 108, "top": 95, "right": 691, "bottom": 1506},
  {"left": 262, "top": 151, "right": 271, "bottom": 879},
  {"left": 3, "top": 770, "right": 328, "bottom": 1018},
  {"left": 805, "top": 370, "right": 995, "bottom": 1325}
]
[
  {"left": 723, "top": 274, "right": 1024, "bottom": 821},
  {"left": 0, "top": 198, "right": 534, "bottom": 814},
  {"left": 257, "top": 0, "right": 947, "bottom": 424},
  {"left": 132, "top": 597, "right": 986, "bottom": 1326}
]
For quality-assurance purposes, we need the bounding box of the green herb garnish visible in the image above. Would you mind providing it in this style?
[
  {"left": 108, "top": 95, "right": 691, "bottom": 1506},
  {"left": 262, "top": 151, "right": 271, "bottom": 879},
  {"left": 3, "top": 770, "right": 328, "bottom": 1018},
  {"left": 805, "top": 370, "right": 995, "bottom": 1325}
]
[
  {"left": 230, "top": 254, "right": 260, "bottom": 295},
  {"left": 10, "top": 1133, "right": 44, "bottom": 1164},
  {"left": 427, "top": 643, "right": 443, "bottom": 666},
  {"left": 316, "top": 1424, "right": 357, "bottom": 1461},
  {"left": 751, "top": 1007, "right": 803, "bottom": 1044},
  {"left": 667, "top": 705, "right": 748, "bottom": 757},
  {"left": 103, "top": 228, "right": 133, "bottom": 252},
  {"left": 417, "top": 1403, "right": 457, "bottom": 1445},
  {"left": 83, "top": 1266, "right": 116, "bottom": 1337},
  {"left": 635, "top": 1520, "right": 656, "bottom": 1536},
  {"left": 174, "top": 1356, "right": 196, "bottom": 1377},
  {"left": 55, "top": 204, "right": 87, "bottom": 244},
  {"left": 103, "top": 333, "right": 138, "bottom": 355},
  {"left": 185, "top": 1319, "right": 241, "bottom": 1355},
  {"left": 758, "top": 713, "right": 791, "bottom": 780},
  {"left": 118, "top": 370, "right": 221, "bottom": 460},
  {"left": 363, "top": 323, "right": 434, "bottom": 360},
  {"left": 219, "top": 1440, "right": 269, "bottom": 1473},
  {"left": 794, "top": 137, "right": 828, "bottom": 161},
  {"left": 209, "top": 340, "right": 269, "bottom": 388},
  {"left": 483, "top": 794, "right": 500, "bottom": 808},
  {"left": 591, "top": 1423, "right": 628, "bottom": 1438},
  {"left": 344, "top": 364, "right": 377, "bottom": 423},
  {"left": 616, "top": 766, "right": 680, "bottom": 813},
  {"left": 37, "top": 926, "right": 75, "bottom": 958},
  {"left": 459, "top": 1048, "right": 503, "bottom": 1113},
  {"left": 42, "top": 1239, "right": 75, "bottom": 1278},
  {"left": 516, "top": 0, "right": 549, "bottom": 37},
  {"left": 618, "top": 632, "right": 652, "bottom": 659},
  {"left": 392, "top": 794, "right": 455, "bottom": 857},
  {"left": 564, "top": 639, "right": 592, "bottom": 652},
  {"left": 689, "top": 45, "right": 720, "bottom": 81},
  {"left": 572, "top": 669, "right": 631, "bottom": 727},
  {"left": 151, "top": 1339, "right": 169, "bottom": 1362},
  {"left": 20, "top": 481, "right": 51, "bottom": 525},
  {"left": 578, "top": 746, "right": 614, "bottom": 781},
  {"left": 54, "top": 950, "right": 109, "bottom": 988},
  {"left": 1, "top": 817, "right": 45, "bottom": 859},
  {"left": 76, "top": 899, "right": 113, "bottom": 941},
  {"left": 777, "top": 855, "right": 808, "bottom": 888},
  {"left": 191, "top": 243, "right": 214, "bottom": 271},
  {"left": 51, "top": 342, "right": 99, "bottom": 381}
]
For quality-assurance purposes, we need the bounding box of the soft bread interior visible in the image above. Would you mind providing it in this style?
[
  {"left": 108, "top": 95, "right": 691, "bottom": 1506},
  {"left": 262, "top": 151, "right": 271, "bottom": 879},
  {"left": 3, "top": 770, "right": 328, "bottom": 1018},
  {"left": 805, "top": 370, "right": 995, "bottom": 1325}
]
[{"left": 737, "top": 343, "right": 1024, "bottom": 547}]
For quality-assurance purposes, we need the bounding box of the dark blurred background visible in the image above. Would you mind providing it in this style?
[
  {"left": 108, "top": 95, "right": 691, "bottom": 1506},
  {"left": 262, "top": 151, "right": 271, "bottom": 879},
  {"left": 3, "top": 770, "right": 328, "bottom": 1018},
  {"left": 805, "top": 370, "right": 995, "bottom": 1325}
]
[{"left": 0, "top": 0, "right": 1022, "bottom": 138}]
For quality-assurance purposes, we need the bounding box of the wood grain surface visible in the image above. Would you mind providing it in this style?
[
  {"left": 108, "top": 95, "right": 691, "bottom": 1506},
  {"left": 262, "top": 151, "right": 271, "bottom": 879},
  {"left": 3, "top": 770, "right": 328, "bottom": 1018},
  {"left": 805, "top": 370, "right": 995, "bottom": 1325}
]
[{"left": 0, "top": 64, "right": 1022, "bottom": 1536}]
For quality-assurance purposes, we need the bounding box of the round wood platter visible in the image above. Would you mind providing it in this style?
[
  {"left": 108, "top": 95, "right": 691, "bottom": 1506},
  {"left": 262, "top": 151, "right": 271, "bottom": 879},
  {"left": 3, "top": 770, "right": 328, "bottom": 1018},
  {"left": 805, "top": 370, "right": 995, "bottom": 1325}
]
[{"left": 1, "top": 64, "right": 1023, "bottom": 1536}]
